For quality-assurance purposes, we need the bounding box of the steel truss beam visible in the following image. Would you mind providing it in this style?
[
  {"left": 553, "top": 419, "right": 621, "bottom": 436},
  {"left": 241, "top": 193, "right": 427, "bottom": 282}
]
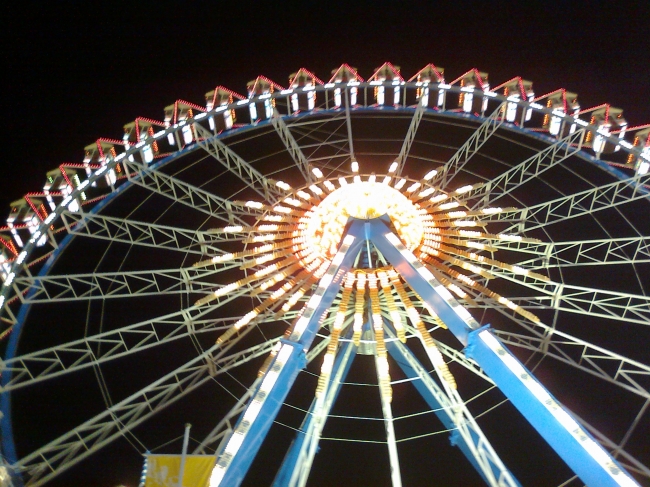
[
  {"left": 15, "top": 337, "right": 276, "bottom": 487},
  {"left": 394, "top": 99, "right": 425, "bottom": 177},
  {"left": 485, "top": 268, "right": 650, "bottom": 326},
  {"left": 193, "top": 123, "right": 283, "bottom": 203},
  {"left": 61, "top": 211, "right": 227, "bottom": 255},
  {"left": 270, "top": 112, "right": 313, "bottom": 184},
  {"left": 481, "top": 171, "right": 650, "bottom": 234},
  {"left": 469, "top": 298, "right": 650, "bottom": 399},
  {"left": 429, "top": 102, "right": 506, "bottom": 191},
  {"left": 485, "top": 239, "right": 552, "bottom": 255},
  {"left": 513, "top": 236, "right": 650, "bottom": 269},
  {"left": 11, "top": 265, "right": 236, "bottom": 303},
  {"left": 122, "top": 159, "right": 259, "bottom": 225},
  {"left": 1, "top": 290, "right": 288, "bottom": 394},
  {"left": 460, "top": 128, "right": 585, "bottom": 209}
]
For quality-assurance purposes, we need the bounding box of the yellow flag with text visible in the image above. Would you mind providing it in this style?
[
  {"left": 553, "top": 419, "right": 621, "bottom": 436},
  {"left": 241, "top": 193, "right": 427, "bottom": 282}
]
[{"left": 144, "top": 454, "right": 215, "bottom": 487}]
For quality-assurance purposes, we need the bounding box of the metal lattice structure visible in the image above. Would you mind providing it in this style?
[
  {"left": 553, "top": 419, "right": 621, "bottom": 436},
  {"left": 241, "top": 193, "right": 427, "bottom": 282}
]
[{"left": 1, "top": 63, "right": 649, "bottom": 486}]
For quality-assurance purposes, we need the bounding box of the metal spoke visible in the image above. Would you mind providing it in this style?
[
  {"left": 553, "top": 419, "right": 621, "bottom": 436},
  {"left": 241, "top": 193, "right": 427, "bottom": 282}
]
[
  {"left": 122, "top": 159, "right": 258, "bottom": 225},
  {"left": 344, "top": 86, "right": 355, "bottom": 161},
  {"left": 482, "top": 172, "right": 650, "bottom": 234},
  {"left": 270, "top": 111, "right": 313, "bottom": 184},
  {"left": 11, "top": 265, "right": 236, "bottom": 303},
  {"left": 1, "top": 294, "right": 292, "bottom": 393},
  {"left": 485, "top": 268, "right": 650, "bottom": 326},
  {"left": 193, "top": 123, "right": 284, "bottom": 203},
  {"left": 513, "top": 236, "right": 650, "bottom": 269},
  {"left": 461, "top": 128, "right": 585, "bottom": 209},
  {"left": 61, "top": 211, "right": 228, "bottom": 255},
  {"left": 428, "top": 102, "right": 505, "bottom": 190},
  {"left": 394, "top": 98, "right": 425, "bottom": 177}
]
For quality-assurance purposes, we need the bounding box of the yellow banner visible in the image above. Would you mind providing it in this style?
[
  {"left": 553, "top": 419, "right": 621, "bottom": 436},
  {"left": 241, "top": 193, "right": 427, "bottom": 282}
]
[{"left": 144, "top": 454, "right": 215, "bottom": 487}]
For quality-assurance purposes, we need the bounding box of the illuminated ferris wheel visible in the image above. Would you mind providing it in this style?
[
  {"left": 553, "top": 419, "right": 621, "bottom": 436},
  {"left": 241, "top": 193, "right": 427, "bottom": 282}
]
[{"left": 1, "top": 62, "right": 649, "bottom": 486}]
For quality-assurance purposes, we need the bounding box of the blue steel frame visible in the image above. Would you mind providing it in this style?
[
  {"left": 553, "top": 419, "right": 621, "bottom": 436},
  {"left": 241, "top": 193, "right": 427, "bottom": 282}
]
[
  {"left": 385, "top": 327, "right": 521, "bottom": 486},
  {"left": 272, "top": 327, "right": 358, "bottom": 486},
  {"left": 215, "top": 217, "right": 638, "bottom": 487}
]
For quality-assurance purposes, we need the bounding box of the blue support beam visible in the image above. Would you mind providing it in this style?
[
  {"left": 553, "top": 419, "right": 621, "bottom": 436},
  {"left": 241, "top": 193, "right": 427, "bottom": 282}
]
[
  {"left": 273, "top": 330, "right": 357, "bottom": 486},
  {"left": 465, "top": 326, "right": 637, "bottom": 487},
  {"left": 385, "top": 335, "right": 521, "bottom": 487},
  {"left": 212, "top": 224, "right": 366, "bottom": 486},
  {"left": 213, "top": 342, "right": 306, "bottom": 486},
  {"left": 365, "top": 217, "right": 638, "bottom": 487}
]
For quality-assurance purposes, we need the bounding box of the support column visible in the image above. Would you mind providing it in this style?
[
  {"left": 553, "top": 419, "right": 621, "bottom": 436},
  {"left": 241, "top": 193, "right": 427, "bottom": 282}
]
[{"left": 273, "top": 328, "right": 357, "bottom": 487}]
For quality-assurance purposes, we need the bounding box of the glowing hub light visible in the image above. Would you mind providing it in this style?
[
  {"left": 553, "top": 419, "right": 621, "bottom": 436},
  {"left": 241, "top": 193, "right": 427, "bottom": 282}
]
[
  {"left": 455, "top": 184, "right": 473, "bottom": 194},
  {"left": 430, "top": 193, "right": 448, "bottom": 203},
  {"left": 276, "top": 181, "right": 292, "bottom": 191},
  {"left": 302, "top": 181, "right": 425, "bottom": 259},
  {"left": 438, "top": 201, "right": 459, "bottom": 210},
  {"left": 423, "top": 169, "right": 437, "bottom": 180}
]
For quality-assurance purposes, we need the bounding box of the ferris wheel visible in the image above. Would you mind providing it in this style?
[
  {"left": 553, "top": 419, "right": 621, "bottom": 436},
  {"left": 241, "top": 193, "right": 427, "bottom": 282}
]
[{"left": 0, "top": 62, "right": 649, "bottom": 487}]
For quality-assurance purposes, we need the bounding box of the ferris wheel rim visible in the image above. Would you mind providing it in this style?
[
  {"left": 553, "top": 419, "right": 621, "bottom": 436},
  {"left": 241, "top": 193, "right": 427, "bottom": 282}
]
[
  {"left": 1, "top": 69, "right": 649, "bottom": 486},
  {"left": 2, "top": 113, "right": 646, "bottom": 477},
  {"left": 0, "top": 90, "right": 646, "bottom": 321}
]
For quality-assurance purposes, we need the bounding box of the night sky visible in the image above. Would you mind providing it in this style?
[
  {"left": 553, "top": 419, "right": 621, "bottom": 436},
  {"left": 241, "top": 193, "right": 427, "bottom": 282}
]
[{"left": 2, "top": 1, "right": 650, "bottom": 486}]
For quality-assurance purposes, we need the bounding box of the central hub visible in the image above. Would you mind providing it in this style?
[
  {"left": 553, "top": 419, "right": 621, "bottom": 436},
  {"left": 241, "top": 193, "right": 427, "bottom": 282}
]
[{"left": 302, "top": 181, "right": 425, "bottom": 259}]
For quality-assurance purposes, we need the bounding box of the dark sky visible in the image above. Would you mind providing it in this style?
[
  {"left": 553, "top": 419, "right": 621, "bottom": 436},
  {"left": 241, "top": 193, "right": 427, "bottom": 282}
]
[{"left": 2, "top": 1, "right": 650, "bottom": 486}]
